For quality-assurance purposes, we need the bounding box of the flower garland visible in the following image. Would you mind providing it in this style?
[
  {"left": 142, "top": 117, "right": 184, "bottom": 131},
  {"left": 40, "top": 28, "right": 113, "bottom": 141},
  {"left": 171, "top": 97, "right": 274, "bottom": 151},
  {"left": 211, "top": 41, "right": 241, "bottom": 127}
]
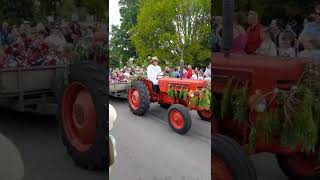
[{"left": 167, "top": 84, "right": 211, "bottom": 110}]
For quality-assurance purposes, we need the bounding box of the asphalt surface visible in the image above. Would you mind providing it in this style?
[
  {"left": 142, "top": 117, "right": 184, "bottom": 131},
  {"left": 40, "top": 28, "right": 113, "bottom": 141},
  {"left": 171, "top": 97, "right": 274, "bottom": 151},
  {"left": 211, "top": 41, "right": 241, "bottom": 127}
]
[
  {"left": 0, "top": 98, "right": 288, "bottom": 180},
  {"left": 109, "top": 97, "right": 211, "bottom": 180},
  {"left": 251, "top": 153, "right": 288, "bottom": 180},
  {"left": 0, "top": 109, "right": 106, "bottom": 180}
]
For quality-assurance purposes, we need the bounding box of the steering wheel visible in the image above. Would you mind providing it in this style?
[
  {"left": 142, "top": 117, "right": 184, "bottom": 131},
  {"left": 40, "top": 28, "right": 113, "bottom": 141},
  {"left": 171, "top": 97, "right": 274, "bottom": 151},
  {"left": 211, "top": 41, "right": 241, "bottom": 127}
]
[{"left": 156, "top": 72, "right": 164, "bottom": 80}]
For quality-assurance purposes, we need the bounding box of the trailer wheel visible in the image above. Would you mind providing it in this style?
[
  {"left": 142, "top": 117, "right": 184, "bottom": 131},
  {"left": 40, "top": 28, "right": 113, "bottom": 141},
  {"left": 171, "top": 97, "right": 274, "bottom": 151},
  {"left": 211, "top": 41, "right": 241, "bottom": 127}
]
[
  {"left": 276, "top": 155, "right": 320, "bottom": 180},
  {"left": 197, "top": 110, "right": 212, "bottom": 121},
  {"left": 212, "top": 134, "right": 257, "bottom": 180},
  {"left": 58, "top": 61, "right": 107, "bottom": 170},
  {"left": 128, "top": 81, "right": 150, "bottom": 116},
  {"left": 167, "top": 104, "right": 192, "bottom": 134}
]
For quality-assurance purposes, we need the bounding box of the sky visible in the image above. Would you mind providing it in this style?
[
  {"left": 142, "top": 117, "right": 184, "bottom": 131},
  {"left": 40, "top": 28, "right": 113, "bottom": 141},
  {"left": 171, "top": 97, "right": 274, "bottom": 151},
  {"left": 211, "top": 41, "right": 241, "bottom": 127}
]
[{"left": 109, "top": 0, "right": 121, "bottom": 31}]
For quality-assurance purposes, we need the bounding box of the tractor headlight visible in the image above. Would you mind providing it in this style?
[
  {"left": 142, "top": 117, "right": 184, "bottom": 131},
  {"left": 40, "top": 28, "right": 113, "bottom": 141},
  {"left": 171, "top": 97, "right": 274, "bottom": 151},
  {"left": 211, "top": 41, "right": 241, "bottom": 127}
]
[
  {"left": 249, "top": 90, "right": 267, "bottom": 113},
  {"left": 254, "top": 96, "right": 267, "bottom": 112}
]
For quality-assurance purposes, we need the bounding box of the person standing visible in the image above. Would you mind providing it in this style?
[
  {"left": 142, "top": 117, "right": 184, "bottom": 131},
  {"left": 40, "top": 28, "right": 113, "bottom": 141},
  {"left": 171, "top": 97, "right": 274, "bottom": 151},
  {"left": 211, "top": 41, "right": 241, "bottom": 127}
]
[
  {"left": 245, "top": 11, "right": 263, "bottom": 54},
  {"left": 147, "top": 57, "right": 162, "bottom": 93}
]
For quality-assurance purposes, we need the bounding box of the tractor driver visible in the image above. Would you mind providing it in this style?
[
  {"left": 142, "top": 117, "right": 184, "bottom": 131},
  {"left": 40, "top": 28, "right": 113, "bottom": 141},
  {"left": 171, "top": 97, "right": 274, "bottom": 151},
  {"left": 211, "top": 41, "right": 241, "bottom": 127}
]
[{"left": 147, "top": 57, "right": 162, "bottom": 93}]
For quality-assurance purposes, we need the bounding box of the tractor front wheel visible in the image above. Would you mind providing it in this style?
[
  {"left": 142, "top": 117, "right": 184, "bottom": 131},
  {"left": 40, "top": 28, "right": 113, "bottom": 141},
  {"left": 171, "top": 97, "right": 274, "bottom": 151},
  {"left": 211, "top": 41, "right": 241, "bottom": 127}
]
[
  {"left": 197, "top": 110, "right": 212, "bottom": 121},
  {"left": 212, "top": 134, "right": 257, "bottom": 180},
  {"left": 167, "top": 104, "right": 192, "bottom": 134},
  {"left": 276, "top": 154, "right": 320, "bottom": 180},
  {"left": 58, "top": 61, "right": 107, "bottom": 170},
  {"left": 128, "top": 81, "right": 150, "bottom": 116}
]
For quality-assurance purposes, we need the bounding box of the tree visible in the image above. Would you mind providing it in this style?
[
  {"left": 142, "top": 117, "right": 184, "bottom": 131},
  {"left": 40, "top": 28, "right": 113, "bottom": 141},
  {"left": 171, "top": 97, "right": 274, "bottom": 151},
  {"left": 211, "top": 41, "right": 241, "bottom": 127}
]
[
  {"left": 0, "top": 0, "right": 35, "bottom": 24},
  {"left": 131, "top": 0, "right": 211, "bottom": 68},
  {"left": 109, "top": 0, "right": 140, "bottom": 68},
  {"left": 77, "top": 0, "right": 108, "bottom": 20}
]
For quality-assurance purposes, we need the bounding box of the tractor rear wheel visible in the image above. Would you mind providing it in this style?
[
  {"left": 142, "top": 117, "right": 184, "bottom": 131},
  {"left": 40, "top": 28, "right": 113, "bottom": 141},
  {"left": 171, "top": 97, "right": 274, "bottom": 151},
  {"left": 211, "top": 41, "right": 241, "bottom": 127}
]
[
  {"left": 128, "top": 81, "right": 150, "bottom": 116},
  {"left": 212, "top": 134, "right": 257, "bottom": 180},
  {"left": 197, "top": 110, "right": 212, "bottom": 121},
  {"left": 276, "top": 154, "right": 320, "bottom": 180},
  {"left": 167, "top": 104, "right": 192, "bottom": 134},
  {"left": 58, "top": 61, "right": 107, "bottom": 170}
]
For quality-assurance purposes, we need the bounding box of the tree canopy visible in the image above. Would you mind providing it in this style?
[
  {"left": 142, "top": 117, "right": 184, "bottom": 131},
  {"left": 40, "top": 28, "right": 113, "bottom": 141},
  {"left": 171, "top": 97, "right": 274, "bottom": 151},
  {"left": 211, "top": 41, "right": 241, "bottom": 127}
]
[
  {"left": 131, "top": 0, "right": 211, "bottom": 68},
  {"left": 109, "top": 0, "right": 140, "bottom": 69}
]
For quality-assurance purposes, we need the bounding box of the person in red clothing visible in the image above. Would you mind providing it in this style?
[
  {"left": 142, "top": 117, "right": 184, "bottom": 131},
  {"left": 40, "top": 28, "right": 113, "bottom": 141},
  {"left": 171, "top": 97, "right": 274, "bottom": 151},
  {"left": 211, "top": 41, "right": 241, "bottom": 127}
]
[
  {"left": 187, "top": 65, "right": 193, "bottom": 79},
  {"left": 245, "top": 11, "right": 263, "bottom": 54}
]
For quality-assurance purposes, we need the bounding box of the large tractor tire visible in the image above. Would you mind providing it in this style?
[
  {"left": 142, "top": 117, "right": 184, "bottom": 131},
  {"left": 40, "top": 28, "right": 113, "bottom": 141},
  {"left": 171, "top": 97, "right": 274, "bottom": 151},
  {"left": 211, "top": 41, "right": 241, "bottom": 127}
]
[
  {"left": 58, "top": 61, "right": 107, "bottom": 170},
  {"left": 197, "top": 110, "right": 212, "bottom": 121},
  {"left": 276, "top": 155, "right": 320, "bottom": 180},
  {"left": 128, "top": 80, "right": 150, "bottom": 116},
  {"left": 167, "top": 104, "right": 192, "bottom": 134},
  {"left": 212, "top": 134, "right": 257, "bottom": 180}
]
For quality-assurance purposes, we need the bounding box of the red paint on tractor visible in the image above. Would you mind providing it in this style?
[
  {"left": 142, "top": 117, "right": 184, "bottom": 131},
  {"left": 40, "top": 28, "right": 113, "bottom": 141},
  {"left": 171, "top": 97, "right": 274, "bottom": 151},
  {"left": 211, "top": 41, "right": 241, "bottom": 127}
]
[{"left": 62, "top": 82, "right": 97, "bottom": 152}]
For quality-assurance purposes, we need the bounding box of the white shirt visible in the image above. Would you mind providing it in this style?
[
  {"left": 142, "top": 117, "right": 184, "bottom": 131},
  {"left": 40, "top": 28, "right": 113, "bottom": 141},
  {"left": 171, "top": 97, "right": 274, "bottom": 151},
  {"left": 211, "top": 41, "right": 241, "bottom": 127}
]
[
  {"left": 278, "top": 47, "right": 296, "bottom": 57},
  {"left": 204, "top": 68, "right": 211, "bottom": 77},
  {"left": 147, "top": 64, "right": 162, "bottom": 85},
  {"left": 256, "top": 39, "right": 277, "bottom": 57}
]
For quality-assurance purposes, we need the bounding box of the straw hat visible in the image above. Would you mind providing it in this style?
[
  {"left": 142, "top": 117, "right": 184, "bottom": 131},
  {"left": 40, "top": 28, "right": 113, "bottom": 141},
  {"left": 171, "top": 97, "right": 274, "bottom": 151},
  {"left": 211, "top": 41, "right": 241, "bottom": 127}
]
[{"left": 150, "top": 56, "right": 159, "bottom": 63}]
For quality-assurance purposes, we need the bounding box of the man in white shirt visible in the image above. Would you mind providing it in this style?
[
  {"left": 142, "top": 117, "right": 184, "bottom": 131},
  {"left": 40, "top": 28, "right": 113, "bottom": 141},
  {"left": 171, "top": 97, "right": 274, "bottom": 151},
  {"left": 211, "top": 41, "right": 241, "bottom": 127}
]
[{"left": 147, "top": 57, "right": 162, "bottom": 93}]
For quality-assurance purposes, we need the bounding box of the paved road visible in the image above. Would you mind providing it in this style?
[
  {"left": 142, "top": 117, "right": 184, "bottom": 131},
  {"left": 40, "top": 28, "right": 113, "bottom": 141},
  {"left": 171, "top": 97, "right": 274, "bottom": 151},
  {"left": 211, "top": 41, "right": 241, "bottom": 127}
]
[
  {"left": 0, "top": 109, "right": 106, "bottom": 180},
  {"left": 0, "top": 99, "right": 288, "bottom": 180},
  {"left": 251, "top": 153, "right": 288, "bottom": 180},
  {"left": 109, "top": 98, "right": 211, "bottom": 180}
]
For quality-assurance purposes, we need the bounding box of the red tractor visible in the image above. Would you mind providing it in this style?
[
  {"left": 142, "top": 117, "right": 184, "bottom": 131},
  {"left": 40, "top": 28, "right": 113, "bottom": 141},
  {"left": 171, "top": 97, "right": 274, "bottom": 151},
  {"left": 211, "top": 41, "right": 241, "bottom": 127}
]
[
  {"left": 127, "top": 61, "right": 211, "bottom": 134},
  {"left": 212, "top": 1, "right": 320, "bottom": 180}
]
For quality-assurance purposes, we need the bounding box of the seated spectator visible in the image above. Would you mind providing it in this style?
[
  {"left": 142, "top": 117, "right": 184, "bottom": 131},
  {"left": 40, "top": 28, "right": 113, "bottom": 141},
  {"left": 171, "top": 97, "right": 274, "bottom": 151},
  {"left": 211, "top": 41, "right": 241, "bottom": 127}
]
[
  {"left": 0, "top": 22, "right": 10, "bottom": 46},
  {"left": 270, "top": 19, "right": 283, "bottom": 42},
  {"left": 204, "top": 63, "right": 211, "bottom": 78},
  {"left": 164, "top": 67, "right": 171, "bottom": 77},
  {"left": 255, "top": 28, "right": 277, "bottom": 56},
  {"left": 231, "top": 12, "right": 247, "bottom": 54},
  {"left": 299, "top": 4, "right": 320, "bottom": 45},
  {"left": 191, "top": 70, "right": 198, "bottom": 79},
  {"left": 45, "top": 24, "right": 67, "bottom": 51},
  {"left": 245, "top": 11, "right": 263, "bottom": 54},
  {"left": 187, "top": 65, "right": 192, "bottom": 78},
  {"left": 278, "top": 31, "right": 296, "bottom": 57},
  {"left": 299, "top": 36, "right": 320, "bottom": 60},
  {"left": 198, "top": 71, "right": 204, "bottom": 80},
  {"left": 171, "top": 67, "right": 180, "bottom": 78},
  {"left": 182, "top": 67, "right": 188, "bottom": 78}
]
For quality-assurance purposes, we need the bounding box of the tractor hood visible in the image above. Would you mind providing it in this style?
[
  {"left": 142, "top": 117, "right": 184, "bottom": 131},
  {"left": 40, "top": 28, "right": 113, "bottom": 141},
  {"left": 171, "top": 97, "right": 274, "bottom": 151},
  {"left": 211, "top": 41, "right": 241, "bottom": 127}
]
[
  {"left": 213, "top": 53, "right": 307, "bottom": 92},
  {"left": 158, "top": 78, "right": 207, "bottom": 93}
]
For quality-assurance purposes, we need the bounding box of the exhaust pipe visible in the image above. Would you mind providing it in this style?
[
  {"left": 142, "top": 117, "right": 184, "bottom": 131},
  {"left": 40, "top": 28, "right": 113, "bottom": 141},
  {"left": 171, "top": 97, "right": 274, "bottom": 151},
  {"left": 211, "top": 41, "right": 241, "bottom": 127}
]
[{"left": 223, "top": 0, "right": 234, "bottom": 58}]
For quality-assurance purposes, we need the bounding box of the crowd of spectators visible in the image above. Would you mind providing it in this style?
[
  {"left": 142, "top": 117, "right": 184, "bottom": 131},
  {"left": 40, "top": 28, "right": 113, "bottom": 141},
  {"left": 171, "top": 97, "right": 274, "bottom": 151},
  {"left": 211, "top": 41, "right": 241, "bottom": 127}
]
[
  {"left": 0, "top": 17, "right": 107, "bottom": 68},
  {"left": 109, "top": 63, "right": 211, "bottom": 83},
  {"left": 212, "top": 4, "right": 320, "bottom": 60}
]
